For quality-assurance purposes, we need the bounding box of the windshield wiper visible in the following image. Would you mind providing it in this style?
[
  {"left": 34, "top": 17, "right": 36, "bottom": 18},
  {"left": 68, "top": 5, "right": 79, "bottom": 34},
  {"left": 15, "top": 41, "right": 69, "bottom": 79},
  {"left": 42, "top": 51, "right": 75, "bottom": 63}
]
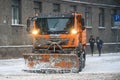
[{"left": 53, "top": 21, "right": 59, "bottom": 28}]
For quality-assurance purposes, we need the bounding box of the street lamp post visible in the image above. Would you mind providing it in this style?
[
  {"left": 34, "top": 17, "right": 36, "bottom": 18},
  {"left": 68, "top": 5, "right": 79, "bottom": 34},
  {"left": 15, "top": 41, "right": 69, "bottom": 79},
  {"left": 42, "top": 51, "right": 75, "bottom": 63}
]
[{"left": 114, "top": 14, "right": 120, "bottom": 52}]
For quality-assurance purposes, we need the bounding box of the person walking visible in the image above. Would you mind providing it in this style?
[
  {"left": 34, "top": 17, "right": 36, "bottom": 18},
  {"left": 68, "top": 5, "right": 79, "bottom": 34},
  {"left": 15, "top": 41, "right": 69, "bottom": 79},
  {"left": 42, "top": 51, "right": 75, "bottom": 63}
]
[
  {"left": 89, "top": 35, "right": 95, "bottom": 56},
  {"left": 96, "top": 37, "right": 103, "bottom": 56}
]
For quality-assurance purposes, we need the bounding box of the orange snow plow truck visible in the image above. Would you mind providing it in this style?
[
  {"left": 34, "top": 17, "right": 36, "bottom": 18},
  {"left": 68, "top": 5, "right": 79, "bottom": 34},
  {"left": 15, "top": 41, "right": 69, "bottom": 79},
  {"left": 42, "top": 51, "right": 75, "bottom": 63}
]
[{"left": 23, "top": 13, "right": 86, "bottom": 73}]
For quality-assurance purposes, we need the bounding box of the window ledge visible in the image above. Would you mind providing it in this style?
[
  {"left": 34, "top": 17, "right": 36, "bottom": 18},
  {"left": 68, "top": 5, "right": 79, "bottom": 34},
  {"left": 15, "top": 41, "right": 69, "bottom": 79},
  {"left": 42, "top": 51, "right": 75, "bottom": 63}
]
[
  {"left": 111, "top": 26, "right": 120, "bottom": 29},
  {"left": 86, "top": 26, "right": 92, "bottom": 29},
  {"left": 98, "top": 27, "right": 106, "bottom": 29},
  {"left": 11, "top": 24, "right": 26, "bottom": 27}
]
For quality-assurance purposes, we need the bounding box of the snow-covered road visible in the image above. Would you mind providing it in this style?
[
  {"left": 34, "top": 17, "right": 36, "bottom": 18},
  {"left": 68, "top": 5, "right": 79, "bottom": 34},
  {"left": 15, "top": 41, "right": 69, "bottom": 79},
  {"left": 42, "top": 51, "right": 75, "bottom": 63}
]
[{"left": 0, "top": 53, "right": 120, "bottom": 80}]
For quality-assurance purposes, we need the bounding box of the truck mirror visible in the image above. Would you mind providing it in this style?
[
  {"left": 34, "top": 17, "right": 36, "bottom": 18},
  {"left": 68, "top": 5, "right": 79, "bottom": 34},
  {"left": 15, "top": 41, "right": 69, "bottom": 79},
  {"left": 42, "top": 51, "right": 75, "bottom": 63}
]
[
  {"left": 81, "top": 18, "right": 84, "bottom": 27},
  {"left": 26, "top": 18, "right": 31, "bottom": 32},
  {"left": 81, "top": 18, "right": 85, "bottom": 30}
]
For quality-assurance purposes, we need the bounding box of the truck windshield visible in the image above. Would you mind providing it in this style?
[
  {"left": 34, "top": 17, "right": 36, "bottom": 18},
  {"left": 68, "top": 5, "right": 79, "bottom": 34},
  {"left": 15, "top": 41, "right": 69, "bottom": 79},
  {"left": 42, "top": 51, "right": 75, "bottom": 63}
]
[{"left": 36, "top": 17, "right": 74, "bottom": 34}]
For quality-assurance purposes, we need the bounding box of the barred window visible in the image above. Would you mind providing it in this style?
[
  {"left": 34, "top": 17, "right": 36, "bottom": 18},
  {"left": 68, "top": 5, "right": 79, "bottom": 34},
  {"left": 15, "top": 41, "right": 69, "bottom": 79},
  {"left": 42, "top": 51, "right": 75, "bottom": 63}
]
[
  {"left": 85, "top": 7, "right": 92, "bottom": 26},
  {"left": 53, "top": 3, "right": 60, "bottom": 12},
  {"left": 99, "top": 8, "right": 105, "bottom": 27},
  {"left": 70, "top": 5, "right": 77, "bottom": 12},
  {"left": 34, "top": 1, "right": 42, "bottom": 15},
  {"left": 11, "top": 0, "right": 21, "bottom": 25}
]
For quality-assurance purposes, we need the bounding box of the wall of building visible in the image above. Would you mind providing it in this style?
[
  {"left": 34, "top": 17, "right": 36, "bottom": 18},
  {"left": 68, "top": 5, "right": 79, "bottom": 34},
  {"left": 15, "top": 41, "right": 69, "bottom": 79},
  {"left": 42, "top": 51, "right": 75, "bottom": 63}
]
[{"left": 0, "top": 0, "right": 120, "bottom": 58}]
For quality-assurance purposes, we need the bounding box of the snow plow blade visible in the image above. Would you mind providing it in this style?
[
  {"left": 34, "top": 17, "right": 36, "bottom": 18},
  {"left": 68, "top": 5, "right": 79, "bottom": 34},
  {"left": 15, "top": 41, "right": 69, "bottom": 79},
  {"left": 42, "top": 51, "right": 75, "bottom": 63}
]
[{"left": 23, "top": 53, "right": 80, "bottom": 73}]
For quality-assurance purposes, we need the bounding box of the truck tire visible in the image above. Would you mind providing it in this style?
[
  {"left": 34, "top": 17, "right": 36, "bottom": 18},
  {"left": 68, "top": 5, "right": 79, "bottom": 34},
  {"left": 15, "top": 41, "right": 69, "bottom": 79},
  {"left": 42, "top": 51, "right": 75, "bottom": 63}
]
[
  {"left": 79, "top": 55, "right": 83, "bottom": 72},
  {"left": 82, "top": 51, "right": 86, "bottom": 68}
]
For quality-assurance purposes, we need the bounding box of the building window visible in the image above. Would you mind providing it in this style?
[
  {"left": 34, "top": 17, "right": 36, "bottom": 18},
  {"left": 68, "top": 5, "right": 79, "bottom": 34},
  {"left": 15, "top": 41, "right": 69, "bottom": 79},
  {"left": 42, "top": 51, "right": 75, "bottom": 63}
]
[
  {"left": 99, "top": 8, "right": 105, "bottom": 27},
  {"left": 12, "top": 0, "right": 21, "bottom": 25},
  {"left": 70, "top": 5, "right": 77, "bottom": 12},
  {"left": 85, "top": 7, "right": 92, "bottom": 27},
  {"left": 53, "top": 3, "right": 60, "bottom": 12},
  {"left": 34, "top": 1, "right": 42, "bottom": 16},
  {"left": 111, "top": 9, "right": 117, "bottom": 27}
]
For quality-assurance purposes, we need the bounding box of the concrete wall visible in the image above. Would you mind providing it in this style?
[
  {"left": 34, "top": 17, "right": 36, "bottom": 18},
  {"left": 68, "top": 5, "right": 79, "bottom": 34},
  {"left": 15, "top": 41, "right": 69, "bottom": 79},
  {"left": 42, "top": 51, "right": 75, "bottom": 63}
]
[{"left": 0, "top": 46, "right": 32, "bottom": 59}]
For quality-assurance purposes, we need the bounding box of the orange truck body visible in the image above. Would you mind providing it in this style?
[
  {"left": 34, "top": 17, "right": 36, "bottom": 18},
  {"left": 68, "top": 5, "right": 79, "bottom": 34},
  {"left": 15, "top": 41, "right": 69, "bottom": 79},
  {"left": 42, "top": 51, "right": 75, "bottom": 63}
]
[{"left": 23, "top": 13, "right": 86, "bottom": 73}]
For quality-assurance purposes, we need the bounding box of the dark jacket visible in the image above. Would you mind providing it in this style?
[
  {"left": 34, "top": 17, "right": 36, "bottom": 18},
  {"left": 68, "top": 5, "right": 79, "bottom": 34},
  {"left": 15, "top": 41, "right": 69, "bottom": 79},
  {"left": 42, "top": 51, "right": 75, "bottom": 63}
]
[
  {"left": 89, "top": 38, "right": 95, "bottom": 46},
  {"left": 96, "top": 39, "right": 103, "bottom": 48}
]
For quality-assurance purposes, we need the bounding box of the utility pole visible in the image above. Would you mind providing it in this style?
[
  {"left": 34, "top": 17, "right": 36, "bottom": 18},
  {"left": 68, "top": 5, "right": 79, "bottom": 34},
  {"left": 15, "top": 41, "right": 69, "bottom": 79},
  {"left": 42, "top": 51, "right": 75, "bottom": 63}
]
[
  {"left": 114, "top": 14, "right": 120, "bottom": 52},
  {"left": 116, "top": 25, "right": 120, "bottom": 51}
]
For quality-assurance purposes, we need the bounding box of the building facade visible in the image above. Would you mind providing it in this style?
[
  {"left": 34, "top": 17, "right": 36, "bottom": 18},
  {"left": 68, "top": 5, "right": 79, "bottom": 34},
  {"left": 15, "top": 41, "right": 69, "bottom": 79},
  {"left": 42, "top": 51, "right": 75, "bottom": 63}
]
[{"left": 0, "top": 0, "right": 120, "bottom": 58}]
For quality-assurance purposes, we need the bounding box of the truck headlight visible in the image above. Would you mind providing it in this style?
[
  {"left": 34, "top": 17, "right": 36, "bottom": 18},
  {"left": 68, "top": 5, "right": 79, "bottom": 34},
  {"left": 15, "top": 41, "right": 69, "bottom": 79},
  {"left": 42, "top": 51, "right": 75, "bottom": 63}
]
[
  {"left": 32, "top": 29, "right": 39, "bottom": 35},
  {"left": 71, "top": 29, "right": 77, "bottom": 34}
]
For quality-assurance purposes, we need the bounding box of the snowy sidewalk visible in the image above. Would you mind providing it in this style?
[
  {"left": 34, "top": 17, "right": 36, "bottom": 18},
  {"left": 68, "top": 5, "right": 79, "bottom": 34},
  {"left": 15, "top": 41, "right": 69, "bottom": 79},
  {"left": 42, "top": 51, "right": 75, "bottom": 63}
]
[{"left": 82, "top": 53, "right": 120, "bottom": 73}]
